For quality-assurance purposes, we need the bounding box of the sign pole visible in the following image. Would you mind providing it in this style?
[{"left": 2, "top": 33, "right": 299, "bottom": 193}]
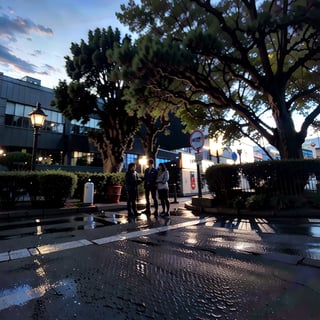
[
  {"left": 196, "top": 151, "right": 202, "bottom": 198},
  {"left": 190, "top": 130, "right": 205, "bottom": 199}
]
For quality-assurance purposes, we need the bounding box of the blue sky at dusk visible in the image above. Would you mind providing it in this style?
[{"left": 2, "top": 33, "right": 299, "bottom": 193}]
[{"left": 0, "top": 0, "right": 130, "bottom": 88}]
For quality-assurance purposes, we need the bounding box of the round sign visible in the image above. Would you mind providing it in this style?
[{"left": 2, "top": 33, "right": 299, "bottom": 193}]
[
  {"left": 231, "top": 152, "right": 238, "bottom": 161},
  {"left": 190, "top": 130, "right": 205, "bottom": 151}
]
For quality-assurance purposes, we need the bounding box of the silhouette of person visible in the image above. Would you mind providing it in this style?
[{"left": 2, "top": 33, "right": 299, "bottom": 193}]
[
  {"left": 125, "top": 163, "right": 141, "bottom": 217},
  {"left": 144, "top": 159, "right": 159, "bottom": 216}
]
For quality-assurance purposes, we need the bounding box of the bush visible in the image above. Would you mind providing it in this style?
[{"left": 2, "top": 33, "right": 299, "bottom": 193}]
[
  {"left": 38, "top": 171, "right": 78, "bottom": 207},
  {"left": 205, "top": 159, "right": 320, "bottom": 210},
  {"left": 0, "top": 171, "right": 33, "bottom": 209},
  {"left": 241, "top": 160, "right": 318, "bottom": 196},
  {"left": 73, "top": 172, "right": 106, "bottom": 201},
  {"left": 73, "top": 172, "right": 125, "bottom": 202},
  {"left": 0, "top": 152, "right": 31, "bottom": 171},
  {"left": 269, "top": 194, "right": 306, "bottom": 210},
  {"left": 245, "top": 194, "right": 269, "bottom": 210},
  {"left": 105, "top": 172, "right": 125, "bottom": 186},
  {"left": 205, "top": 164, "right": 239, "bottom": 205},
  {"left": 0, "top": 170, "right": 77, "bottom": 209}
]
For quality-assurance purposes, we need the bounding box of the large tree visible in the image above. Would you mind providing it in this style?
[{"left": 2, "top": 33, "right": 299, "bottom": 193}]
[
  {"left": 117, "top": 0, "right": 320, "bottom": 159},
  {"left": 111, "top": 41, "right": 174, "bottom": 160},
  {"left": 53, "top": 27, "right": 139, "bottom": 172}
]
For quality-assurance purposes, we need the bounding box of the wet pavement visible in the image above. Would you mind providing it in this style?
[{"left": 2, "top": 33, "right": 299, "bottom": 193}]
[
  {"left": 1, "top": 201, "right": 320, "bottom": 261},
  {"left": 1, "top": 199, "right": 320, "bottom": 319}
]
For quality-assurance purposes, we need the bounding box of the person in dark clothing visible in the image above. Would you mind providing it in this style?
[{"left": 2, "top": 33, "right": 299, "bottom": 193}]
[
  {"left": 125, "top": 163, "right": 141, "bottom": 217},
  {"left": 144, "top": 159, "right": 158, "bottom": 216}
]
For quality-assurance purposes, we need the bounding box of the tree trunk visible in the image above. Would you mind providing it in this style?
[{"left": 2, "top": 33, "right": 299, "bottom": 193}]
[{"left": 270, "top": 96, "right": 304, "bottom": 159}]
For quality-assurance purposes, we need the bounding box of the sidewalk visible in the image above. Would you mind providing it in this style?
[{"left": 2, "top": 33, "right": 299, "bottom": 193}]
[
  {"left": 0, "top": 197, "right": 191, "bottom": 219},
  {"left": 2, "top": 195, "right": 320, "bottom": 220}
]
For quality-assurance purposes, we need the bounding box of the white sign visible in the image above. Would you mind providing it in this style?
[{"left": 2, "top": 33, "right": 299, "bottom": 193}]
[
  {"left": 195, "top": 152, "right": 203, "bottom": 162},
  {"left": 190, "top": 130, "right": 204, "bottom": 151}
]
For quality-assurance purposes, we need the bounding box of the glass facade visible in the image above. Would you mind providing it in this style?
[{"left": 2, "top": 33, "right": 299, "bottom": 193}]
[
  {"left": 71, "top": 118, "right": 100, "bottom": 135},
  {"left": 5, "top": 102, "right": 64, "bottom": 133}
]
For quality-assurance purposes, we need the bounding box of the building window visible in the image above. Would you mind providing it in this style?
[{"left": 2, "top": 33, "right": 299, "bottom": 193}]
[
  {"left": 124, "top": 153, "right": 138, "bottom": 170},
  {"left": 71, "top": 118, "right": 100, "bottom": 136},
  {"left": 5, "top": 102, "right": 64, "bottom": 133}
]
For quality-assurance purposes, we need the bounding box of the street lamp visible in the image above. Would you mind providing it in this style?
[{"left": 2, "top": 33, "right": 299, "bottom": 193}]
[
  {"left": 237, "top": 148, "right": 242, "bottom": 164},
  {"left": 29, "top": 102, "right": 47, "bottom": 170},
  {"left": 209, "top": 138, "right": 223, "bottom": 164},
  {"left": 138, "top": 155, "right": 147, "bottom": 174}
]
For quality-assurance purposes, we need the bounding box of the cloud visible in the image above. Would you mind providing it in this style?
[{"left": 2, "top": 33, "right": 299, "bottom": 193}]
[
  {"left": 0, "top": 43, "right": 37, "bottom": 73},
  {"left": 31, "top": 49, "right": 42, "bottom": 57},
  {"left": 43, "top": 64, "right": 57, "bottom": 73},
  {"left": 0, "top": 13, "right": 53, "bottom": 41},
  {"left": 0, "top": 9, "right": 55, "bottom": 78}
]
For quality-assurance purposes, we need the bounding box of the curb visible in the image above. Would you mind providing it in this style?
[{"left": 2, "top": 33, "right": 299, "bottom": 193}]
[
  {"left": 185, "top": 201, "right": 320, "bottom": 218},
  {"left": 0, "top": 203, "right": 128, "bottom": 219}
]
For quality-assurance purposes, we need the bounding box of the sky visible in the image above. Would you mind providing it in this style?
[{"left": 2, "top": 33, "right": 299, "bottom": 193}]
[{"left": 0, "top": 0, "right": 130, "bottom": 89}]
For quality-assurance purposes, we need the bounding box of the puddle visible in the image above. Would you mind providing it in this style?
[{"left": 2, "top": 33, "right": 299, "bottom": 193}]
[
  {"left": 0, "top": 213, "right": 121, "bottom": 240},
  {"left": 0, "top": 279, "right": 77, "bottom": 311}
]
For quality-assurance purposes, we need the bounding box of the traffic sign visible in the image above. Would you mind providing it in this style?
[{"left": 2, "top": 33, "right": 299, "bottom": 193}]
[
  {"left": 231, "top": 152, "right": 238, "bottom": 161},
  {"left": 190, "top": 130, "right": 205, "bottom": 151}
]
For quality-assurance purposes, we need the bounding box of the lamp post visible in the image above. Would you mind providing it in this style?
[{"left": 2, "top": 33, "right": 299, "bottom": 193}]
[
  {"left": 29, "top": 102, "right": 47, "bottom": 170},
  {"left": 237, "top": 148, "right": 242, "bottom": 164},
  {"left": 209, "top": 138, "right": 223, "bottom": 164}
]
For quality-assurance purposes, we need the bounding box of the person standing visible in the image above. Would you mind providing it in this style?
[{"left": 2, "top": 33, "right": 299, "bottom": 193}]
[
  {"left": 144, "top": 159, "right": 158, "bottom": 216},
  {"left": 125, "top": 163, "right": 141, "bottom": 217},
  {"left": 156, "top": 163, "right": 170, "bottom": 216}
]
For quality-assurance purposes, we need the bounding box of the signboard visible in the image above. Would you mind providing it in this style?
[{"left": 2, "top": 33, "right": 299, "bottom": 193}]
[
  {"left": 195, "top": 152, "right": 203, "bottom": 162},
  {"left": 231, "top": 152, "right": 238, "bottom": 161},
  {"left": 190, "top": 130, "right": 205, "bottom": 151}
]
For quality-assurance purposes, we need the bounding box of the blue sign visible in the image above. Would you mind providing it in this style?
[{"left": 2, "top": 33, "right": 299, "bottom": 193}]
[{"left": 231, "top": 152, "right": 238, "bottom": 161}]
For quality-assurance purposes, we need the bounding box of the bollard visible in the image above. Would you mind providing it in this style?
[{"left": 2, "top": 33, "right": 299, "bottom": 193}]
[{"left": 83, "top": 179, "right": 94, "bottom": 205}]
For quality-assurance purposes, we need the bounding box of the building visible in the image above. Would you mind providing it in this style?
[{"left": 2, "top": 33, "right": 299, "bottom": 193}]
[{"left": 0, "top": 73, "right": 190, "bottom": 171}]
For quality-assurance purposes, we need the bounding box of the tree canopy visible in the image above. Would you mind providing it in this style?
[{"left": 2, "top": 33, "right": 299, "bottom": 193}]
[
  {"left": 53, "top": 27, "right": 139, "bottom": 172},
  {"left": 117, "top": 0, "right": 320, "bottom": 159}
]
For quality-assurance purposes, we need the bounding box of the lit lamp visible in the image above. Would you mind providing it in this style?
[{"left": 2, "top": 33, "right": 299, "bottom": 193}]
[
  {"left": 29, "top": 102, "right": 47, "bottom": 170},
  {"left": 138, "top": 155, "right": 147, "bottom": 173},
  {"left": 209, "top": 138, "right": 223, "bottom": 164}
]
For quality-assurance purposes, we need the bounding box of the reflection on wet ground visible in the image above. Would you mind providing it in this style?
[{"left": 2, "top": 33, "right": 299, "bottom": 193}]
[
  {"left": 207, "top": 216, "right": 320, "bottom": 260},
  {"left": 212, "top": 217, "right": 320, "bottom": 238},
  {"left": 0, "top": 211, "right": 124, "bottom": 240},
  {"left": 0, "top": 278, "right": 77, "bottom": 311},
  {"left": 1, "top": 209, "right": 320, "bottom": 262}
]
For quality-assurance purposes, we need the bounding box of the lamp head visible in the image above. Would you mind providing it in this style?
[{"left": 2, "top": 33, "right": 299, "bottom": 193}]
[{"left": 29, "top": 102, "right": 47, "bottom": 128}]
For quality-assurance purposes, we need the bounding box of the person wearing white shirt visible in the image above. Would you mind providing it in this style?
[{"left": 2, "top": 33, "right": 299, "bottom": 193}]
[{"left": 156, "top": 163, "right": 170, "bottom": 216}]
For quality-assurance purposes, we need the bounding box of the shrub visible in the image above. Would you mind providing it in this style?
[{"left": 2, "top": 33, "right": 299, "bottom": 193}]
[
  {"left": 0, "top": 170, "right": 77, "bottom": 208},
  {"left": 269, "top": 194, "right": 306, "bottom": 210},
  {"left": 0, "top": 152, "right": 31, "bottom": 171},
  {"left": 0, "top": 171, "right": 32, "bottom": 208},
  {"left": 105, "top": 173, "right": 125, "bottom": 186},
  {"left": 205, "top": 164, "right": 239, "bottom": 205},
  {"left": 245, "top": 194, "right": 269, "bottom": 210},
  {"left": 73, "top": 172, "right": 106, "bottom": 201},
  {"left": 37, "top": 171, "right": 78, "bottom": 207},
  {"left": 205, "top": 159, "right": 320, "bottom": 209}
]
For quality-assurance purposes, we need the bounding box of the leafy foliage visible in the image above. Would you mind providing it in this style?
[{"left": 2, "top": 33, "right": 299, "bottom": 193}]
[
  {"left": 117, "top": 0, "right": 320, "bottom": 159},
  {"left": 53, "top": 27, "right": 139, "bottom": 172},
  {"left": 205, "top": 159, "right": 320, "bottom": 210},
  {"left": 0, "top": 171, "right": 77, "bottom": 209},
  {"left": 0, "top": 152, "right": 32, "bottom": 171}
]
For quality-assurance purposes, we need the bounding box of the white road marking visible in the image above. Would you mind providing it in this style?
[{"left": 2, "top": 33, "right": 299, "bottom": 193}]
[{"left": 0, "top": 217, "right": 216, "bottom": 312}]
